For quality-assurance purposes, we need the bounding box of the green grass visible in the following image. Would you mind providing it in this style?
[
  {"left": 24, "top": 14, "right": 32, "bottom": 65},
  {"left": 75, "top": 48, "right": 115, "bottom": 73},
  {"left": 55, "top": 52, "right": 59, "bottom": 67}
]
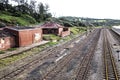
[
  {"left": 0, "top": 50, "right": 33, "bottom": 68},
  {"left": 0, "top": 41, "right": 58, "bottom": 69},
  {"left": 0, "top": 51, "right": 5, "bottom": 54},
  {"left": 70, "top": 27, "right": 86, "bottom": 35},
  {"left": 7, "top": 48, "right": 17, "bottom": 51},
  {"left": 43, "top": 34, "right": 61, "bottom": 41},
  {"left": 62, "top": 36, "right": 71, "bottom": 41},
  {"left": 0, "top": 27, "right": 87, "bottom": 69},
  {"left": 0, "top": 13, "right": 36, "bottom": 26},
  {"left": 46, "top": 42, "right": 58, "bottom": 46}
]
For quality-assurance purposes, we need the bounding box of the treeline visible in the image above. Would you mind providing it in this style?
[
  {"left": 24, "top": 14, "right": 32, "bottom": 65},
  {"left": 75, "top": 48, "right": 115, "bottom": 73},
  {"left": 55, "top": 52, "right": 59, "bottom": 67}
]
[
  {"left": 0, "top": 0, "right": 120, "bottom": 27},
  {"left": 50, "top": 16, "right": 120, "bottom": 27},
  {"left": 0, "top": 0, "right": 52, "bottom": 26}
]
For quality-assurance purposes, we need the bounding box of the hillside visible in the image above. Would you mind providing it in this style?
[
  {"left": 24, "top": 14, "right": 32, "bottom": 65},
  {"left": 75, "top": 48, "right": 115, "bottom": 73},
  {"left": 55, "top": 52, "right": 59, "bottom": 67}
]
[
  {"left": 53, "top": 16, "right": 120, "bottom": 27},
  {"left": 0, "top": 1, "right": 120, "bottom": 28},
  {"left": 0, "top": 12, "right": 36, "bottom": 27},
  {"left": 0, "top": 1, "right": 52, "bottom": 27}
]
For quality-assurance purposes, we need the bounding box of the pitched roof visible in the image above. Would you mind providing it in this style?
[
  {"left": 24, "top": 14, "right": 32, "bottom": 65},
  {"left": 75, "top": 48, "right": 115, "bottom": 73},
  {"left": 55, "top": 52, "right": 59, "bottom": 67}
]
[
  {"left": 5, "top": 26, "right": 35, "bottom": 31},
  {"left": 40, "top": 22, "right": 64, "bottom": 28}
]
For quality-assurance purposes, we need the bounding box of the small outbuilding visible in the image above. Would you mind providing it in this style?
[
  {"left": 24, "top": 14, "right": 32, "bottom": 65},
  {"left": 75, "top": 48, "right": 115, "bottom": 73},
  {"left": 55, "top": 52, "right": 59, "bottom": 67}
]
[
  {"left": 4, "top": 27, "right": 42, "bottom": 47},
  {"left": 0, "top": 30, "right": 15, "bottom": 50},
  {"left": 39, "top": 22, "right": 70, "bottom": 37}
]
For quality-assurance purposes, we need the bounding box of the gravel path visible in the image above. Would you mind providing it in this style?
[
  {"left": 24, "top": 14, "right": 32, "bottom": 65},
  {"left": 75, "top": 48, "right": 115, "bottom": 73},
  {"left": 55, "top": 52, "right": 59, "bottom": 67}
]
[{"left": 87, "top": 29, "right": 103, "bottom": 80}]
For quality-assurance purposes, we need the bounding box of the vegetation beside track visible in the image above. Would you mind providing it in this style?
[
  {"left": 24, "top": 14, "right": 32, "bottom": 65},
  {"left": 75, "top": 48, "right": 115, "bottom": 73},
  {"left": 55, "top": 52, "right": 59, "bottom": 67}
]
[{"left": 0, "top": 27, "right": 86, "bottom": 69}]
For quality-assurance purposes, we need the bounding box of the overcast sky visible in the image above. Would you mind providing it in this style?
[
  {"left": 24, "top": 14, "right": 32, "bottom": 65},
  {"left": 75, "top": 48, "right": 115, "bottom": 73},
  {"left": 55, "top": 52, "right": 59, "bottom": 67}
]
[
  {"left": 10, "top": 0, "right": 120, "bottom": 19},
  {"left": 36, "top": 0, "right": 120, "bottom": 19}
]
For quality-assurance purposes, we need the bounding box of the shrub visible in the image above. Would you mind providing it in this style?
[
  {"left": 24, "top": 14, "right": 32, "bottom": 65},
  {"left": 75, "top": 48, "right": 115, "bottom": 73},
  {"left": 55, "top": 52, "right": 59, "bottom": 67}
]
[
  {"left": 43, "top": 34, "right": 60, "bottom": 41},
  {"left": 70, "top": 27, "right": 86, "bottom": 35},
  {"left": 12, "top": 12, "right": 22, "bottom": 17},
  {"left": 22, "top": 14, "right": 36, "bottom": 24}
]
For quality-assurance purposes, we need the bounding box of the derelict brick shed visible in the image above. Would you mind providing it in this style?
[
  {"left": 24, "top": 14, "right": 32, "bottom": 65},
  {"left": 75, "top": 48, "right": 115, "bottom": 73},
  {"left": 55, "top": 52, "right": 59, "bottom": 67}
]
[
  {"left": 40, "top": 22, "right": 70, "bottom": 37},
  {"left": 4, "top": 27, "right": 42, "bottom": 47},
  {"left": 0, "top": 30, "right": 15, "bottom": 50},
  {"left": 61, "top": 28, "right": 70, "bottom": 37}
]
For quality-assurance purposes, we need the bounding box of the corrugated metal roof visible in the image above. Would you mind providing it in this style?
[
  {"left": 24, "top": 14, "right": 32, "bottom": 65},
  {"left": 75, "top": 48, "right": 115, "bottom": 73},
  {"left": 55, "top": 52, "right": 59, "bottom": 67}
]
[
  {"left": 9, "top": 26, "right": 34, "bottom": 30},
  {"left": 0, "top": 30, "right": 11, "bottom": 37},
  {"left": 5, "top": 26, "right": 36, "bottom": 31},
  {"left": 40, "top": 22, "right": 64, "bottom": 28}
]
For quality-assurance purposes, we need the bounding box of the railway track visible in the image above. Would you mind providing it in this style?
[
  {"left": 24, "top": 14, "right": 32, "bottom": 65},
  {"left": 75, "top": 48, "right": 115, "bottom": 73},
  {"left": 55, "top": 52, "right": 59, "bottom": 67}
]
[
  {"left": 110, "top": 29, "right": 120, "bottom": 43},
  {"left": 0, "top": 32, "right": 86, "bottom": 80},
  {"left": 41, "top": 39, "right": 85, "bottom": 80},
  {"left": 103, "top": 29, "right": 120, "bottom": 80},
  {"left": 74, "top": 29, "right": 101, "bottom": 80},
  {"left": 41, "top": 29, "right": 100, "bottom": 80}
]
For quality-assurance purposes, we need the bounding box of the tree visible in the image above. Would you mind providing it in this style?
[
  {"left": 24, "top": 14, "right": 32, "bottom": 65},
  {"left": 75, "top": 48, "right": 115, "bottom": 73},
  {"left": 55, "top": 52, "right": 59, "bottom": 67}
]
[
  {"left": 29, "top": 0, "right": 36, "bottom": 13},
  {"left": 37, "top": 3, "right": 51, "bottom": 21},
  {"left": 12, "top": 0, "right": 27, "bottom": 5},
  {"left": 0, "top": 0, "right": 9, "bottom": 4}
]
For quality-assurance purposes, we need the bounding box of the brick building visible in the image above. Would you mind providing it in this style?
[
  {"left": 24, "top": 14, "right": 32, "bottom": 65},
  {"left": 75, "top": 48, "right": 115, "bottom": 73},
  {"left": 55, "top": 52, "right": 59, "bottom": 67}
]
[
  {"left": 4, "top": 27, "right": 42, "bottom": 47},
  {"left": 0, "top": 30, "right": 15, "bottom": 50},
  {"left": 39, "top": 22, "right": 70, "bottom": 37}
]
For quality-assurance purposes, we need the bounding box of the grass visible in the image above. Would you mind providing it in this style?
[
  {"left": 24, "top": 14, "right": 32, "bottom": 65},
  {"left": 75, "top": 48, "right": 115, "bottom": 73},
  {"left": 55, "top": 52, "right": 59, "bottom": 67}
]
[
  {"left": 0, "top": 51, "right": 5, "bottom": 54},
  {"left": 70, "top": 27, "right": 87, "bottom": 35},
  {"left": 43, "top": 34, "right": 61, "bottom": 41},
  {"left": 0, "top": 52, "right": 30, "bottom": 68},
  {"left": 62, "top": 36, "right": 71, "bottom": 41},
  {"left": 0, "top": 27, "right": 87, "bottom": 69},
  {"left": 0, "top": 13, "right": 36, "bottom": 26},
  {"left": 43, "top": 27, "right": 86, "bottom": 41},
  {"left": 7, "top": 48, "right": 17, "bottom": 51},
  {"left": 0, "top": 41, "right": 58, "bottom": 69}
]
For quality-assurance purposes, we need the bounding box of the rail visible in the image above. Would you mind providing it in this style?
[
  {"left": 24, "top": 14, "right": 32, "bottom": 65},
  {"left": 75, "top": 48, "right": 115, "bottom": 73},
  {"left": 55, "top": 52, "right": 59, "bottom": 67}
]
[{"left": 103, "top": 29, "right": 119, "bottom": 80}]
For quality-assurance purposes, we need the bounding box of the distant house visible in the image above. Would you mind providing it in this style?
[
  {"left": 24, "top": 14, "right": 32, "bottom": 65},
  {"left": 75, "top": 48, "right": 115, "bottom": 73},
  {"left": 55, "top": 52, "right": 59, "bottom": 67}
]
[
  {"left": 39, "top": 22, "right": 70, "bottom": 37},
  {"left": 4, "top": 27, "right": 42, "bottom": 47},
  {"left": 0, "top": 30, "right": 15, "bottom": 50}
]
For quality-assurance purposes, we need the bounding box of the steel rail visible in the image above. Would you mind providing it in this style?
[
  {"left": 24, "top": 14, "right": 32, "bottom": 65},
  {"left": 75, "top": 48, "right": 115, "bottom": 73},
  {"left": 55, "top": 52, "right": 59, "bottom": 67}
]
[{"left": 103, "top": 29, "right": 119, "bottom": 80}]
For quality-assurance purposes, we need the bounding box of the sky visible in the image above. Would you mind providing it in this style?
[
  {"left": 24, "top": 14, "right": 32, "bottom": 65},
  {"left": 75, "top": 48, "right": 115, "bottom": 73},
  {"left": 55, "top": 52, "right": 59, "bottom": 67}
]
[
  {"left": 10, "top": 0, "right": 120, "bottom": 19},
  {"left": 36, "top": 0, "right": 120, "bottom": 19}
]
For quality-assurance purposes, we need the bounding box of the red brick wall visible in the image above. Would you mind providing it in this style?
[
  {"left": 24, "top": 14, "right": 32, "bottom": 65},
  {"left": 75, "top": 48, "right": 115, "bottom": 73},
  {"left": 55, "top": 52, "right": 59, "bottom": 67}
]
[
  {"left": 18, "top": 28, "right": 42, "bottom": 47},
  {"left": 58, "top": 28, "right": 63, "bottom": 36},
  {"left": 4, "top": 27, "right": 42, "bottom": 47},
  {"left": 31, "top": 28, "right": 42, "bottom": 43},
  {"left": 61, "top": 28, "right": 70, "bottom": 37},
  {"left": 4, "top": 28, "right": 20, "bottom": 47},
  {"left": 0, "top": 37, "right": 15, "bottom": 50},
  {"left": 18, "top": 30, "right": 32, "bottom": 47}
]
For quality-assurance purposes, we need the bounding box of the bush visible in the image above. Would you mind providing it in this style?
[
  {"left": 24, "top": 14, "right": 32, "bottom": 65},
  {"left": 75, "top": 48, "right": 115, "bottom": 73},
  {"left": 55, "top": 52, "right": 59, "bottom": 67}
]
[
  {"left": 12, "top": 12, "right": 22, "bottom": 17},
  {"left": 43, "top": 34, "right": 60, "bottom": 41},
  {"left": 1, "top": 11, "right": 12, "bottom": 15},
  {"left": 22, "top": 15, "right": 36, "bottom": 24},
  {"left": 70, "top": 27, "right": 86, "bottom": 35},
  {"left": 62, "top": 21, "right": 74, "bottom": 27},
  {"left": 15, "top": 17, "right": 29, "bottom": 26}
]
